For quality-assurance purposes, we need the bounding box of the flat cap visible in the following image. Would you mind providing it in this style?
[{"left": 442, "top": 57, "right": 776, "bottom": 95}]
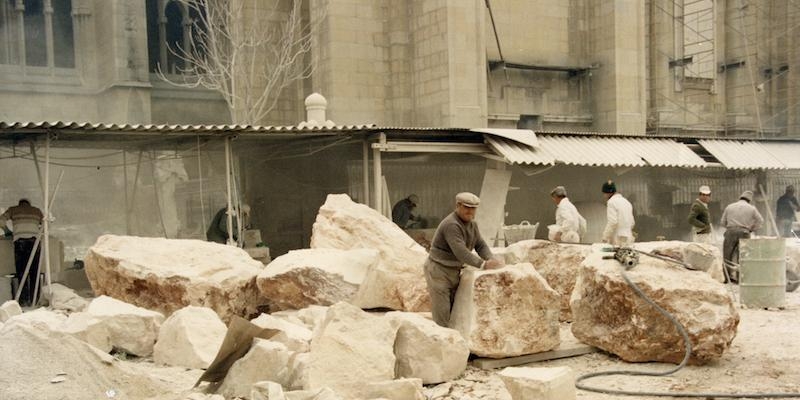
[
  {"left": 550, "top": 186, "right": 567, "bottom": 197},
  {"left": 740, "top": 190, "right": 754, "bottom": 202},
  {"left": 699, "top": 185, "right": 711, "bottom": 195},
  {"left": 456, "top": 192, "right": 480, "bottom": 208}
]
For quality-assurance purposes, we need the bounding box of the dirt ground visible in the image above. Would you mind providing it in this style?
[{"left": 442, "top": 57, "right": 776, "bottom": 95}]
[{"left": 425, "top": 287, "right": 800, "bottom": 400}]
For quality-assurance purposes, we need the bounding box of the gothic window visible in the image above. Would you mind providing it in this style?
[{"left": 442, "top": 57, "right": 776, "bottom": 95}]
[
  {"left": 682, "top": 0, "right": 715, "bottom": 79},
  {"left": 0, "top": 0, "right": 75, "bottom": 68},
  {"left": 146, "top": 0, "right": 205, "bottom": 74}
]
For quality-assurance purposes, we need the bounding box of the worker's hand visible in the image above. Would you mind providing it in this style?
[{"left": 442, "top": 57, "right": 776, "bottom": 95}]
[{"left": 484, "top": 258, "right": 504, "bottom": 270}]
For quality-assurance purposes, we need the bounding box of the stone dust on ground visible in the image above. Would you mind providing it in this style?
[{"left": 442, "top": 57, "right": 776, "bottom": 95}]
[{"left": 424, "top": 287, "right": 800, "bottom": 400}]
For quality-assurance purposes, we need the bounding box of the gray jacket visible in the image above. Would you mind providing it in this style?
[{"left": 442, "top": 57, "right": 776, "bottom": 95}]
[{"left": 428, "top": 212, "right": 492, "bottom": 268}]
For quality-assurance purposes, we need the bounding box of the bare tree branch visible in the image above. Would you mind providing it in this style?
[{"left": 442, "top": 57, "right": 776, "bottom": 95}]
[{"left": 156, "top": 0, "right": 323, "bottom": 124}]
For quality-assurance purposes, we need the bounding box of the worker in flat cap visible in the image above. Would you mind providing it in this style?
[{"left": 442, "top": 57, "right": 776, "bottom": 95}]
[
  {"left": 601, "top": 180, "right": 635, "bottom": 246},
  {"left": 549, "top": 186, "right": 587, "bottom": 243},
  {"left": 776, "top": 185, "right": 799, "bottom": 238},
  {"left": 425, "top": 192, "right": 503, "bottom": 327},
  {"left": 392, "top": 194, "right": 422, "bottom": 229},
  {"left": 720, "top": 190, "right": 763, "bottom": 283},
  {"left": 688, "top": 185, "right": 713, "bottom": 244}
]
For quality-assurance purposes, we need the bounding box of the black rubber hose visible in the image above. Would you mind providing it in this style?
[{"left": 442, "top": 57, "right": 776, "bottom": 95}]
[{"left": 574, "top": 250, "right": 800, "bottom": 398}]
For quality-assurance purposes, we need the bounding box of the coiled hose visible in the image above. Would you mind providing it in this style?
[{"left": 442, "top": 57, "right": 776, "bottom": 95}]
[{"left": 575, "top": 248, "right": 800, "bottom": 398}]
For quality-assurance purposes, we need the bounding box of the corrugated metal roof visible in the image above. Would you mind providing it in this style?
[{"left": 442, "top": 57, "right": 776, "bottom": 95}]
[
  {"left": 487, "top": 135, "right": 708, "bottom": 167},
  {"left": 0, "top": 121, "right": 377, "bottom": 134},
  {"left": 758, "top": 142, "right": 800, "bottom": 169},
  {"left": 698, "top": 140, "right": 786, "bottom": 170}
]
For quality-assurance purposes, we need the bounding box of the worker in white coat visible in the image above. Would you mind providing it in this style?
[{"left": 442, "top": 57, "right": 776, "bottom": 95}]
[
  {"left": 601, "top": 180, "right": 635, "bottom": 246},
  {"left": 549, "top": 186, "right": 587, "bottom": 243}
]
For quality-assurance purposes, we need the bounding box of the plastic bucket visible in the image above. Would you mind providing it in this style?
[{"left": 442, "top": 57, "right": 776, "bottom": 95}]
[{"left": 739, "top": 238, "right": 786, "bottom": 308}]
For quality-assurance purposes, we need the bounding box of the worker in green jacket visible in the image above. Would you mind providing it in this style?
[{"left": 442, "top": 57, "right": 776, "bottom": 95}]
[{"left": 687, "top": 185, "right": 713, "bottom": 244}]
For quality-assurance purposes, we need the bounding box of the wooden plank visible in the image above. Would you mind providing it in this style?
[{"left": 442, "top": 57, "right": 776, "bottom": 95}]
[{"left": 471, "top": 344, "right": 598, "bottom": 370}]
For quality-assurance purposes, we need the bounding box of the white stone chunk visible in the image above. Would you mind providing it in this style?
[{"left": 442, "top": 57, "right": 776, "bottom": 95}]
[
  {"left": 60, "top": 311, "right": 112, "bottom": 353},
  {"left": 251, "top": 313, "right": 313, "bottom": 352},
  {"left": 285, "top": 387, "right": 343, "bottom": 400},
  {"left": 85, "top": 295, "right": 165, "bottom": 356},
  {"left": 310, "top": 194, "right": 430, "bottom": 312},
  {"left": 84, "top": 235, "right": 264, "bottom": 322},
  {"left": 498, "top": 367, "right": 576, "bottom": 400},
  {"left": 296, "top": 305, "right": 329, "bottom": 333},
  {"left": 4, "top": 307, "right": 67, "bottom": 332},
  {"left": 251, "top": 381, "right": 287, "bottom": 400},
  {"left": 306, "top": 302, "right": 397, "bottom": 398},
  {"left": 153, "top": 306, "right": 227, "bottom": 369},
  {"left": 570, "top": 251, "right": 738, "bottom": 364},
  {"left": 450, "top": 264, "right": 561, "bottom": 358},
  {"left": 0, "top": 300, "right": 22, "bottom": 322},
  {"left": 364, "top": 378, "right": 426, "bottom": 400},
  {"left": 218, "top": 339, "right": 291, "bottom": 399},
  {"left": 185, "top": 394, "right": 225, "bottom": 400},
  {"left": 385, "top": 312, "right": 468, "bottom": 384},
  {"left": 633, "top": 241, "right": 725, "bottom": 282},
  {"left": 257, "top": 248, "right": 375, "bottom": 312},
  {"left": 42, "top": 283, "right": 89, "bottom": 312}
]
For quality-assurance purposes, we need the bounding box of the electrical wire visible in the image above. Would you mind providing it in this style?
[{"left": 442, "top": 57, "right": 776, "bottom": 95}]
[{"left": 576, "top": 248, "right": 800, "bottom": 398}]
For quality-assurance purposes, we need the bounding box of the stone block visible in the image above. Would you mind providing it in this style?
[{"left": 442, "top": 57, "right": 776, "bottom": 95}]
[{"left": 498, "top": 367, "right": 575, "bottom": 400}]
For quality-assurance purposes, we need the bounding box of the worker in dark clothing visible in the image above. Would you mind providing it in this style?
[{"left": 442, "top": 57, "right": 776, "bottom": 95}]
[
  {"left": 206, "top": 204, "right": 249, "bottom": 244},
  {"left": 687, "top": 185, "right": 713, "bottom": 244},
  {"left": 424, "top": 192, "right": 503, "bottom": 327},
  {"left": 392, "top": 194, "right": 421, "bottom": 229},
  {"left": 1, "top": 199, "right": 44, "bottom": 307},
  {"left": 776, "top": 185, "right": 799, "bottom": 237}
]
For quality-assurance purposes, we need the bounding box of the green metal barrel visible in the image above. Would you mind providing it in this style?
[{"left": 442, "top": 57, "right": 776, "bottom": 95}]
[{"left": 739, "top": 238, "right": 786, "bottom": 308}]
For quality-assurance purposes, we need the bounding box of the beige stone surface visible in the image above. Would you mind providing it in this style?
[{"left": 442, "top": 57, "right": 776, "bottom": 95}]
[
  {"left": 285, "top": 387, "right": 343, "bottom": 400},
  {"left": 449, "top": 264, "right": 561, "bottom": 358},
  {"left": 4, "top": 307, "right": 67, "bottom": 332},
  {"left": 85, "top": 295, "right": 165, "bottom": 357},
  {"left": 306, "top": 302, "right": 397, "bottom": 398},
  {"left": 310, "top": 194, "right": 429, "bottom": 312},
  {"left": 251, "top": 381, "right": 287, "bottom": 400},
  {"left": 153, "top": 306, "right": 227, "bottom": 369},
  {"left": 218, "top": 339, "right": 291, "bottom": 399},
  {"left": 251, "top": 313, "right": 313, "bottom": 352},
  {"left": 256, "top": 248, "right": 376, "bottom": 312},
  {"left": 503, "top": 240, "right": 591, "bottom": 321},
  {"left": 84, "top": 235, "right": 264, "bottom": 322},
  {"left": 498, "top": 366, "right": 575, "bottom": 400},
  {"left": 42, "top": 283, "right": 89, "bottom": 312},
  {"left": 0, "top": 300, "right": 22, "bottom": 322},
  {"left": 364, "top": 378, "right": 426, "bottom": 400},
  {"left": 385, "top": 311, "right": 469, "bottom": 384},
  {"left": 570, "top": 251, "right": 739, "bottom": 365},
  {"left": 633, "top": 240, "right": 724, "bottom": 282}
]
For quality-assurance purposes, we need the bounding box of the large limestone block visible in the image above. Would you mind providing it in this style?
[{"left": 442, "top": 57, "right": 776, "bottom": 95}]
[
  {"left": 218, "top": 339, "right": 291, "bottom": 399},
  {"left": 310, "top": 194, "right": 430, "bottom": 312},
  {"left": 503, "top": 240, "right": 591, "bottom": 321},
  {"left": 0, "top": 300, "right": 22, "bottom": 322},
  {"left": 85, "top": 295, "right": 165, "bottom": 356},
  {"left": 385, "top": 312, "right": 469, "bottom": 384},
  {"left": 633, "top": 241, "right": 724, "bottom": 282},
  {"left": 84, "top": 235, "right": 264, "bottom": 322},
  {"left": 498, "top": 367, "right": 576, "bottom": 400},
  {"left": 450, "top": 264, "right": 561, "bottom": 358},
  {"left": 256, "top": 248, "right": 376, "bottom": 312},
  {"left": 251, "top": 313, "right": 313, "bottom": 352},
  {"left": 153, "top": 306, "right": 227, "bottom": 369},
  {"left": 570, "top": 251, "right": 739, "bottom": 364},
  {"left": 364, "top": 378, "right": 425, "bottom": 400},
  {"left": 306, "top": 302, "right": 397, "bottom": 398}
]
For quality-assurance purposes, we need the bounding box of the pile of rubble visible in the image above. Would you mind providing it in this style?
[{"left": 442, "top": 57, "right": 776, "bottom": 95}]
[{"left": 0, "top": 194, "right": 747, "bottom": 400}]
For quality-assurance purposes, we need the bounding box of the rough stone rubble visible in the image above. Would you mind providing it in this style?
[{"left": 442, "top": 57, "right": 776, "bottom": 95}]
[{"left": 1, "top": 193, "right": 760, "bottom": 399}]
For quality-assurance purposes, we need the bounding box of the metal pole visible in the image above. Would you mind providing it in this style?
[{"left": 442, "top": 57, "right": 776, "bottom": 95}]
[
  {"left": 362, "top": 140, "right": 370, "bottom": 206},
  {"left": 197, "top": 136, "right": 207, "bottom": 232},
  {"left": 29, "top": 142, "right": 44, "bottom": 197},
  {"left": 150, "top": 151, "right": 168, "bottom": 238},
  {"left": 372, "top": 133, "right": 385, "bottom": 211},
  {"left": 225, "top": 136, "right": 234, "bottom": 245},
  {"left": 122, "top": 151, "right": 130, "bottom": 235},
  {"left": 43, "top": 134, "right": 51, "bottom": 298}
]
